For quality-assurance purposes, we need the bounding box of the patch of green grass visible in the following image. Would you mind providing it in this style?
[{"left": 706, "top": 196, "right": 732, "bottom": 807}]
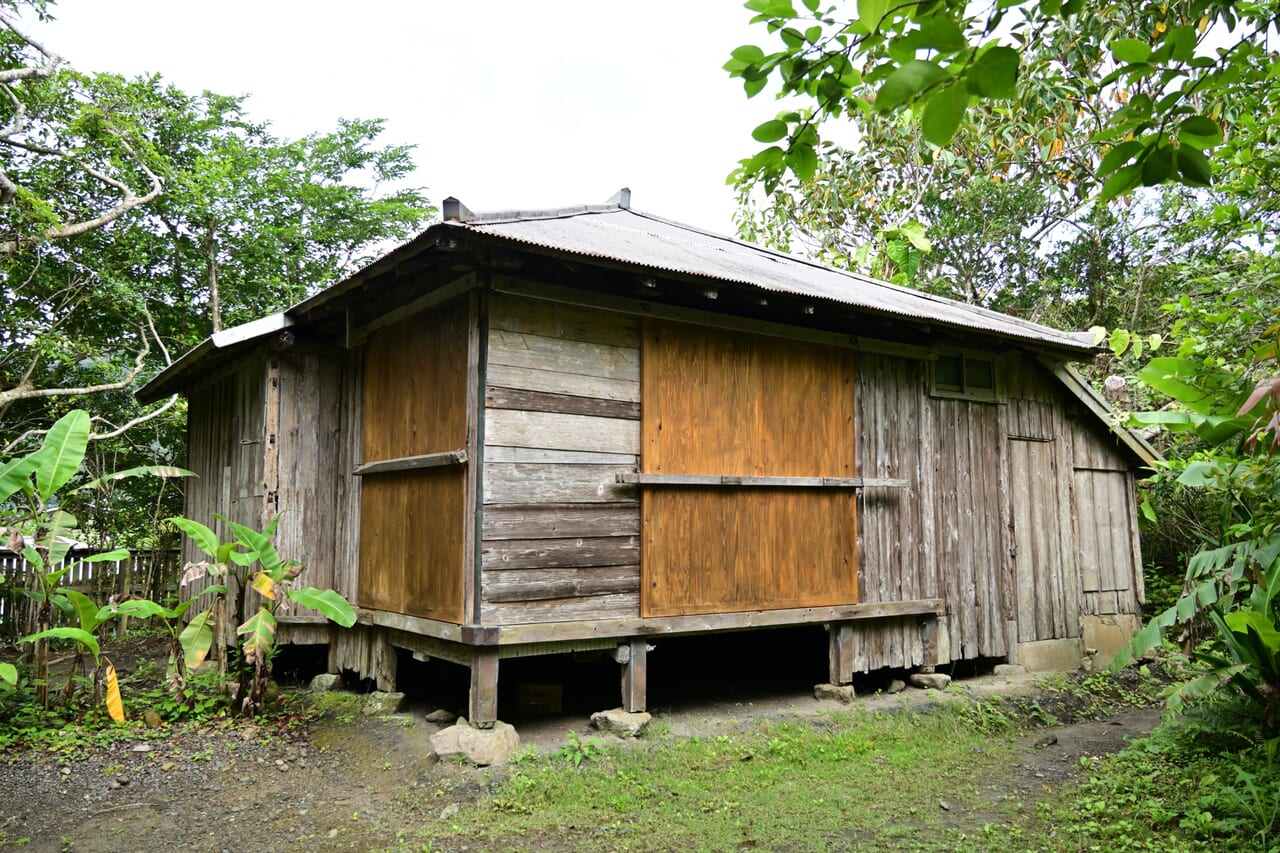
[
  {"left": 408, "top": 703, "right": 1028, "bottom": 852},
  {"left": 988, "top": 694, "right": 1280, "bottom": 852}
]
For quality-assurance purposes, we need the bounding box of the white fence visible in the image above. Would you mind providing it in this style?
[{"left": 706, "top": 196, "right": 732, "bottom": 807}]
[{"left": 0, "top": 549, "right": 181, "bottom": 641}]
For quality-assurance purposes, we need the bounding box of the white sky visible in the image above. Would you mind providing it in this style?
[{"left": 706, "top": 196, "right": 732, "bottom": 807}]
[{"left": 38, "top": 0, "right": 774, "bottom": 234}]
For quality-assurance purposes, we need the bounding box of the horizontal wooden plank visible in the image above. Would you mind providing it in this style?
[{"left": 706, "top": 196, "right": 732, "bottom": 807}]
[
  {"left": 486, "top": 386, "right": 641, "bottom": 420},
  {"left": 484, "top": 463, "right": 638, "bottom": 504},
  {"left": 492, "top": 275, "right": 935, "bottom": 359},
  {"left": 486, "top": 363, "right": 640, "bottom": 403},
  {"left": 483, "top": 446, "right": 638, "bottom": 466},
  {"left": 354, "top": 449, "right": 467, "bottom": 476},
  {"left": 482, "top": 535, "right": 639, "bottom": 570},
  {"left": 487, "top": 329, "right": 639, "bottom": 382},
  {"left": 619, "top": 473, "right": 908, "bottom": 488},
  {"left": 482, "top": 503, "right": 640, "bottom": 539},
  {"left": 484, "top": 573, "right": 641, "bottom": 603},
  {"left": 482, "top": 592, "right": 640, "bottom": 626},
  {"left": 490, "top": 598, "right": 947, "bottom": 643},
  {"left": 486, "top": 409, "right": 640, "bottom": 454},
  {"left": 355, "top": 607, "right": 466, "bottom": 642},
  {"left": 489, "top": 293, "right": 639, "bottom": 348}
]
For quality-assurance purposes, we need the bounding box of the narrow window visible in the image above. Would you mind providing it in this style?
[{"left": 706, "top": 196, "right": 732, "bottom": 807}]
[{"left": 931, "top": 351, "right": 997, "bottom": 400}]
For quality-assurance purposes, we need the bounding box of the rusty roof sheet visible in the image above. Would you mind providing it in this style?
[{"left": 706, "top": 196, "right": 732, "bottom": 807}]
[{"left": 456, "top": 204, "right": 1096, "bottom": 353}]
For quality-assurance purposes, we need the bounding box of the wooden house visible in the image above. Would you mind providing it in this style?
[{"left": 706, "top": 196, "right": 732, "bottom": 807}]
[{"left": 139, "top": 191, "right": 1157, "bottom": 724}]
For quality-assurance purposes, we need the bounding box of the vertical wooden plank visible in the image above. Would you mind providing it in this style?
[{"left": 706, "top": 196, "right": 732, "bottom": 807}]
[
  {"left": 466, "top": 290, "right": 484, "bottom": 624},
  {"left": 622, "top": 638, "right": 648, "bottom": 713},
  {"left": 469, "top": 648, "right": 499, "bottom": 725},
  {"left": 828, "top": 623, "right": 854, "bottom": 685}
]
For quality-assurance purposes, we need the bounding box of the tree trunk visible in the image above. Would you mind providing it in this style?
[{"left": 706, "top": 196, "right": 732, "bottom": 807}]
[{"left": 206, "top": 220, "right": 222, "bottom": 333}]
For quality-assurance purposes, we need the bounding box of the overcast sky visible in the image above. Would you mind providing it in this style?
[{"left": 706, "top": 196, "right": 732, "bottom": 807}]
[{"left": 38, "top": 0, "right": 773, "bottom": 234}]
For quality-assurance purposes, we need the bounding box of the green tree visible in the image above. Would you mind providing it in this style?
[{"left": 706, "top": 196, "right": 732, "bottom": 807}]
[
  {"left": 726, "top": 0, "right": 1266, "bottom": 199},
  {"left": 0, "top": 0, "right": 435, "bottom": 546}
]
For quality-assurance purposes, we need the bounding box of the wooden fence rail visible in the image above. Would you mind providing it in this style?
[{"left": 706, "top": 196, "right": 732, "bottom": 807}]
[{"left": 0, "top": 549, "right": 182, "bottom": 642}]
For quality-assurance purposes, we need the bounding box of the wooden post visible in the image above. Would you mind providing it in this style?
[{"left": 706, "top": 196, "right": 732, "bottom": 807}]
[
  {"left": 469, "top": 648, "right": 499, "bottom": 727},
  {"left": 621, "top": 638, "right": 648, "bottom": 712},
  {"left": 921, "top": 616, "right": 939, "bottom": 667},
  {"left": 828, "top": 622, "right": 854, "bottom": 685}
]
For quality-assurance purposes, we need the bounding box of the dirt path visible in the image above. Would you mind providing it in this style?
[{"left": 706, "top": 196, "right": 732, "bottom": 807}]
[{"left": 0, "top": 670, "right": 1162, "bottom": 853}]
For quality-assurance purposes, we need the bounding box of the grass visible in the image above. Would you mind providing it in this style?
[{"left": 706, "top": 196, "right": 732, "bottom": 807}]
[
  {"left": 994, "top": 695, "right": 1280, "bottom": 852},
  {"left": 404, "top": 703, "right": 1032, "bottom": 852}
]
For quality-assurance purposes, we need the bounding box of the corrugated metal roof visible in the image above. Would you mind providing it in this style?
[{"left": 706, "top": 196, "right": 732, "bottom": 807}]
[{"left": 457, "top": 204, "right": 1096, "bottom": 353}]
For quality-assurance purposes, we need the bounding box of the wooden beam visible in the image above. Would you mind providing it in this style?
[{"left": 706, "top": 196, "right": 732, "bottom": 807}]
[
  {"left": 494, "top": 598, "right": 945, "bottom": 645},
  {"left": 353, "top": 449, "right": 467, "bottom": 476},
  {"left": 828, "top": 623, "right": 854, "bottom": 685},
  {"left": 617, "top": 473, "right": 908, "bottom": 489},
  {"left": 621, "top": 638, "right": 647, "bottom": 713},
  {"left": 492, "top": 275, "right": 934, "bottom": 359},
  {"left": 348, "top": 272, "right": 478, "bottom": 346},
  {"left": 356, "top": 606, "right": 466, "bottom": 643},
  {"left": 469, "top": 647, "right": 500, "bottom": 726}
]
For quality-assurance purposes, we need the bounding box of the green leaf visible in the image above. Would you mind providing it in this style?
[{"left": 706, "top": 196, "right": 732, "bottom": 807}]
[
  {"left": 1109, "top": 38, "right": 1151, "bottom": 64},
  {"left": 82, "top": 549, "right": 129, "bottom": 563},
  {"left": 857, "top": 0, "right": 889, "bottom": 32},
  {"left": 62, "top": 589, "right": 105, "bottom": 632},
  {"left": 168, "top": 516, "right": 220, "bottom": 559},
  {"left": 897, "top": 220, "right": 932, "bottom": 252},
  {"left": 1177, "top": 116, "right": 1223, "bottom": 149},
  {"left": 78, "top": 465, "right": 196, "bottom": 491},
  {"left": 786, "top": 143, "right": 818, "bottom": 180},
  {"left": 34, "top": 410, "right": 90, "bottom": 500},
  {"left": 915, "top": 18, "right": 966, "bottom": 52},
  {"left": 99, "top": 599, "right": 175, "bottom": 623},
  {"left": 0, "top": 662, "right": 15, "bottom": 687},
  {"left": 921, "top": 83, "right": 969, "bottom": 146},
  {"left": 967, "top": 47, "right": 1019, "bottom": 99},
  {"left": 285, "top": 587, "right": 357, "bottom": 628},
  {"left": 225, "top": 519, "right": 283, "bottom": 574},
  {"left": 0, "top": 455, "right": 38, "bottom": 505},
  {"left": 876, "top": 60, "right": 947, "bottom": 111},
  {"left": 1099, "top": 162, "right": 1141, "bottom": 201},
  {"left": 1061, "top": 0, "right": 1084, "bottom": 13},
  {"left": 728, "top": 45, "right": 765, "bottom": 69},
  {"left": 1176, "top": 460, "right": 1221, "bottom": 487},
  {"left": 1140, "top": 144, "right": 1175, "bottom": 185},
  {"left": 1225, "top": 611, "right": 1280, "bottom": 656},
  {"left": 20, "top": 626, "right": 100, "bottom": 660},
  {"left": 1176, "top": 146, "right": 1212, "bottom": 186},
  {"left": 179, "top": 607, "right": 217, "bottom": 669},
  {"left": 752, "top": 119, "right": 789, "bottom": 143},
  {"left": 1109, "top": 328, "right": 1132, "bottom": 356},
  {"left": 238, "top": 608, "right": 278, "bottom": 665}
]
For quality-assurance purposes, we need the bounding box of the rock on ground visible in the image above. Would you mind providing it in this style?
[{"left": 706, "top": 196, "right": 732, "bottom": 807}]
[
  {"left": 993, "top": 664, "right": 1028, "bottom": 677},
  {"left": 813, "top": 683, "right": 855, "bottom": 703},
  {"left": 362, "top": 691, "right": 406, "bottom": 715},
  {"left": 308, "top": 673, "right": 344, "bottom": 692},
  {"left": 431, "top": 720, "right": 521, "bottom": 766},
  {"left": 910, "top": 672, "right": 952, "bottom": 690},
  {"left": 590, "top": 708, "right": 652, "bottom": 738}
]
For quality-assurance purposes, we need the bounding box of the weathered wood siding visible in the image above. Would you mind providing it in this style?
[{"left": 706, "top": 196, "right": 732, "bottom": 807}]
[
  {"left": 359, "top": 299, "right": 469, "bottom": 623},
  {"left": 272, "top": 350, "right": 345, "bottom": 620},
  {"left": 182, "top": 358, "right": 268, "bottom": 615},
  {"left": 1071, "top": 422, "right": 1144, "bottom": 616},
  {"left": 854, "top": 353, "right": 1007, "bottom": 666},
  {"left": 480, "top": 294, "right": 641, "bottom": 625},
  {"left": 641, "top": 320, "right": 858, "bottom": 617}
]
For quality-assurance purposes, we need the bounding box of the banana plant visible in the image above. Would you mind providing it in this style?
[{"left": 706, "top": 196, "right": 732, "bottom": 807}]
[
  {"left": 171, "top": 513, "right": 355, "bottom": 716},
  {"left": 1, "top": 409, "right": 193, "bottom": 709}
]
